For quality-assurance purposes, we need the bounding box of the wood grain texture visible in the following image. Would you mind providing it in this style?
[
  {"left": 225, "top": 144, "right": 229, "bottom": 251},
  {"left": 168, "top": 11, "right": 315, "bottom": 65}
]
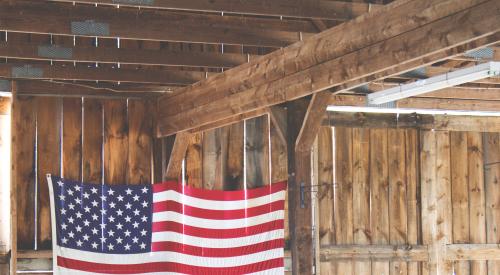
[
  {"left": 185, "top": 133, "right": 203, "bottom": 188},
  {"left": 202, "top": 128, "right": 228, "bottom": 190},
  {"left": 62, "top": 98, "right": 82, "bottom": 181},
  {"left": 245, "top": 116, "right": 270, "bottom": 188},
  {"left": 82, "top": 99, "right": 103, "bottom": 184},
  {"left": 104, "top": 99, "right": 128, "bottom": 185},
  {"left": 127, "top": 100, "right": 152, "bottom": 185},
  {"left": 225, "top": 122, "right": 244, "bottom": 190},
  {"left": 36, "top": 97, "right": 61, "bottom": 249}
]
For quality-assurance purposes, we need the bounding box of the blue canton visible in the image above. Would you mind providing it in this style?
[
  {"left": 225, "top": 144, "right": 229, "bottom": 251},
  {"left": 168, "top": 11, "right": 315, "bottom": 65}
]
[{"left": 50, "top": 176, "right": 152, "bottom": 254}]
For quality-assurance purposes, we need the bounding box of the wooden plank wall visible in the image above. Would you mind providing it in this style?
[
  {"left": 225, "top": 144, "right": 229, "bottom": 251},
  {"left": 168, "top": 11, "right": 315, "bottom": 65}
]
[
  {"left": 318, "top": 127, "right": 500, "bottom": 275},
  {"left": 12, "top": 96, "right": 154, "bottom": 252},
  {"left": 0, "top": 97, "right": 11, "bottom": 274}
]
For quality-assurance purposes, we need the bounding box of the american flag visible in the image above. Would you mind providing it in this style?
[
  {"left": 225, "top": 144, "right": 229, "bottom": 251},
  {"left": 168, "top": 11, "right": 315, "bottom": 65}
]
[{"left": 47, "top": 174, "right": 287, "bottom": 274}]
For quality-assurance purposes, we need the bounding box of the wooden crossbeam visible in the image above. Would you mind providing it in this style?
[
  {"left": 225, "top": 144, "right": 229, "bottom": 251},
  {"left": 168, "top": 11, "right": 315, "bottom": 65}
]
[
  {"left": 0, "top": 41, "right": 250, "bottom": 68},
  {"left": 157, "top": 0, "right": 500, "bottom": 137},
  {"left": 0, "top": 63, "right": 208, "bottom": 85},
  {"left": 48, "top": 0, "right": 379, "bottom": 21},
  {"left": 0, "top": 1, "right": 314, "bottom": 47},
  {"left": 164, "top": 132, "right": 191, "bottom": 180}
]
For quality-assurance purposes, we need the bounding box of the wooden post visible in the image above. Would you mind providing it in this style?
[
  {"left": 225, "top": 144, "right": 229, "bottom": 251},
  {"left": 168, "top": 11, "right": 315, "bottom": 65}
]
[{"left": 9, "top": 81, "right": 16, "bottom": 275}]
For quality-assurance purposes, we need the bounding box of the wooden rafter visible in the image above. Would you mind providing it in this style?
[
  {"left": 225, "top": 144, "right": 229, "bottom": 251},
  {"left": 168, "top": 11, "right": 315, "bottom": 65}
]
[
  {"left": 48, "top": 0, "right": 379, "bottom": 21},
  {"left": 0, "top": 41, "right": 251, "bottom": 68},
  {"left": 157, "top": 0, "right": 500, "bottom": 137},
  {"left": 0, "top": 1, "right": 316, "bottom": 47}
]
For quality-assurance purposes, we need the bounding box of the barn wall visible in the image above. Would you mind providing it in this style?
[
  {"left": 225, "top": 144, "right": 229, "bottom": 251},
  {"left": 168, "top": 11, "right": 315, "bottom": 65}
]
[{"left": 317, "top": 127, "right": 500, "bottom": 275}]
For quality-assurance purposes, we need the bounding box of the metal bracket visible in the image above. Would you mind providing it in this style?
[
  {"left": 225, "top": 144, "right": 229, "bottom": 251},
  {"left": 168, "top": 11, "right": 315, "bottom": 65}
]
[
  {"left": 11, "top": 65, "right": 44, "bottom": 78},
  {"left": 300, "top": 182, "right": 305, "bottom": 209},
  {"left": 38, "top": 45, "right": 73, "bottom": 59},
  {"left": 0, "top": 79, "right": 10, "bottom": 92},
  {"left": 71, "top": 20, "right": 110, "bottom": 36},
  {"left": 112, "top": 0, "right": 155, "bottom": 5}
]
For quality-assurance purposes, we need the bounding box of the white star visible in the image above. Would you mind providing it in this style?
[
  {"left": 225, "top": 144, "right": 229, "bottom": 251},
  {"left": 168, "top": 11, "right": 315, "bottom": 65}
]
[
  {"left": 116, "top": 223, "right": 123, "bottom": 230},
  {"left": 140, "top": 229, "right": 147, "bottom": 236},
  {"left": 107, "top": 189, "right": 115, "bottom": 196},
  {"left": 125, "top": 203, "right": 132, "bottom": 209},
  {"left": 76, "top": 211, "right": 83, "bottom": 219},
  {"left": 100, "top": 236, "right": 107, "bottom": 243},
  {"left": 125, "top": 216, "right": 131, "bottom": 222},
  {"left": 141, "top": 201, "right": 148, "bottom": 208},
  {"left": 100, "top": 223, "right": 107, "bottom": 229},
  {"left": 76, "top": 240, "right": 83, "bottom": 247},
  {"left": 109, "top": 202, "right": 116, "bottom": 208},
  {"left": 68, "top": 231, "right": 75, "bottom": 238},
  {"left": 132, "top": 236, "right": 139, "bottom": 243},
  {"left": 133, "top": 194, "right": 139, "bottom": 201},
  {"left": 61, "top": 237, "right": 68, "bottom": 244},
  {"left": 83, "top": 220, "right": 90, "bottom": 226},
  {"left": 116, "top": 209, "right": 124, "bottom": 216},
  {"left": 91, "top": 214, "right": 98, "bottom": 221},
  {"left": 117, "top": 195, "right": 124, "bottom": 201},
  {"left": 60, "top": 208, "right": 67, "bottom": 215},
  {"left": 100, "top": 195, "right": 107, "bottom": 201},
  {"left": 116, "top": 237, "right": 123, "bottom": 244},
  {"left": 59, "top": 194, "right": 65, "bottom": 201},
  {"left": 83, "top": 192, "right": 90, "bottom": 199},
  {"left": 68, "top": 203, "right": 75, "bottom": 210},
  {"left": 132, "top": 222, "right": 139, "bottom": 228},
  {"left": 100, "top": 209, "right": 107, "bottom": 215},
  {"left": 75, "top": 197, "right": 81, "bottom": 205},
  {"left": 91, "top": 200, "right": 99, "bottom": 207},
  {"left": 83, "top": 234, "right": 90, "bottom": 241},
  {"left": 140, "top": 242, "right": 146, "bottom": 249},
  {"left": 67, "top": 189, "right": 74, "bottom": 196},
  {"left": 57, "top": 180, "right": 64, "bottom": 187},
  {"left": 61, "top": 223, "right": 68, "bottom": 230},
  {"left": 124, "top": 243, "right": 131, "bottom": 250},
  {"left": 141, "top": 186, "right": 148, "bottom": 194},
  {"left": 74, "top": 185, "right": 81, "bottom": 191},
  {"left": 68, "top": 217, "right": 74, "bottom": 224},
  {"left": 133, "top": 209, "right": 140, "bottom": 216},
  {"left": 125, "top": 188, "right": 133, "bottom": 195},
  {"left": 91, "top": 228, "right": 98, "bottom": 235},
  {"left": 75, "top": 225, "right": 82, "bottom": 232},
  {"left": 108, "top": 230, "right": 115, "bottom": 237},
  {"left": 108, "top": 215, "right": 115, "bottom": 223},
  {"left": 91, "top": 242, "right": 98, "bottom": 249},
  {"left": 141, "top": 215, "right": 148, "bottom": 222},
  {"left": 108, "top": 243, "right": 114, "bottom": 250},
  {"left": 91, "top": 187, "right": 98, "bottom": 194},
  {"left": 84, "top": 206, "right": 91, "bottom": 213},
  {"left": 124, "top": 230, "right": 131, "bottom": 237}
]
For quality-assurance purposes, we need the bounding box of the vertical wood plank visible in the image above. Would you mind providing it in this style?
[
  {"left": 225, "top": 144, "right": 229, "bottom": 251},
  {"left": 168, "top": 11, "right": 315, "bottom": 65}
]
[
  {"left": 225, "top": 122, "right": 244, "bottom": 190},
  {"left": 13, "top": 96, "right": 36, "bottom": 250},
  {"left": 128, "top": 99, "right": 152, "bottom": 185},
  {"left": 62, "top": 98, "right": 82, "bottom": 181},
  {"left": 334, "top": 127, "right": 353, "bottom": 275},
  {"left": 36, "top": 97, "right": 62, "bottom": 249},
  {"left": 104, "top": 99, "right": 128, "bottom": 185},
  {"left": 185, "top": 133, "right": 203, "bottom": 188},
  {"left": 245, "top": 115, "right": 270, "bottom": 188},
  {"left": 202, "top": 127, "right": 228, "bottom": 190},
  {"left": 352, "top": 128, "right": 371, "bottom": 275},
  {"left": 370, "top": 128, "right": 390, "bottom": 275},
  {"left": 484, "top": 132, "right": 500, "bottom": 275},
  {"left": 467, "top": 132, "right": 487, "bottom": 275},
  {"left": 450, "top": 131, "right": 470, "bottom": 275},
  {"left": 82, "top": 99, "right": 103, "bottom": 184},
  {"left": 405, "top": 129, "right": 421, "bottom": 275},
  {"left": 388, "top": 129, "right": 408, "bottom": 275},
  {"left": 317, "top": 127, "right": 335, "bottom": 275}
]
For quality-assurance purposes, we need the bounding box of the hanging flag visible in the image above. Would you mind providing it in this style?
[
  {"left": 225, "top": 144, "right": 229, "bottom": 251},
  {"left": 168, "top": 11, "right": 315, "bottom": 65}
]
[{"left": 47, "top": 174, "right": 287, "bottom": 274}]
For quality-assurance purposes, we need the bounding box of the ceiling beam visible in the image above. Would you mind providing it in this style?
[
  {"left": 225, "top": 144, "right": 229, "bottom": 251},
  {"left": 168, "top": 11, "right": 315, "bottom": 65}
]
[
  {"left": 0, "top": 63, "right": 209, "bottom": 85},
  {"left": 0, "top": 41, "right": 250, "bottom": 68},
  {"left": 156, "top": 0, "right": 500, "bottom": 136},
  {"left": 48, "top": 0, "right": 379, "bottom": 21},
  {"left": 0, "top": 0, "right": 314, "bottom": 47}
]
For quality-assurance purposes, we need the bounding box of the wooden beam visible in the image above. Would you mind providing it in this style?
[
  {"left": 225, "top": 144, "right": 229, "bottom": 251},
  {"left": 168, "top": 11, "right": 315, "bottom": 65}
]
[
  {"left": 188, "top": 108, "right": 270, "bottom": 134},
  {"left": 269, "top": 106, "right": 287, "bottom": 146},
  {"left": 0, "top": 1, "right": 313, "bottom": 47},
  {"left": 49, "top": 0, "right": 379, "bottom": 21},
  {"left": 447, "top": 244, "right": 500, "bottom": 261},
  {"left": 157, "top": 0, "right": 500, "bottom": 136},
  {"left": 320, "top": 245, "right": 429, "bottom": 262},
  {"left": 14, "top": 80, "right": 162, "bottom": 98},
  {"left": 0, "top": 41, "right": 250, "bottom": 69},
  {"left": 164, "top": 132, "right": 191, "bottom": 180},
  {"left": 0, "top": 63, "right": 208, "bottom": 85},
  {"left": 295, "top": 91, "right": 332, "bottom": 152}
]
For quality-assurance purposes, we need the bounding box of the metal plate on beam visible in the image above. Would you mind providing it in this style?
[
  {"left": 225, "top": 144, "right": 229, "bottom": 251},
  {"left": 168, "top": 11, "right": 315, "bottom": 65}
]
[
  {"left": 464, "top": 47, "right": 494, "bottom": 60},
  {"left": 112, "top": 0, "right": 155, "bottom": 5},
  {"left": 71, "top": 20, "right": 110, "bottom": 36},
  {"left": 38, "top": 45, "right": 73, "bottom": 59},
  {"left": 0, "top": 80, "right": 10, "bottom": 92},
  {"left": 12, "top": 66, "right": 44, "bottom": 78}
]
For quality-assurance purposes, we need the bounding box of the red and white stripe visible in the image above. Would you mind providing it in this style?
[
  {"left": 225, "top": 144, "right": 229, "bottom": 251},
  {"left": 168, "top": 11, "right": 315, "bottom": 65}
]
[{"left": 50, "top": 181, "right": 287, "bottom": 274}]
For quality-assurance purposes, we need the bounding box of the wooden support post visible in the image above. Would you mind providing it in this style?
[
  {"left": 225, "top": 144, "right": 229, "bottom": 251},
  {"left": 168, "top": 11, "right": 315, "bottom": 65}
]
[
  {"left": 164, "top": 132, "right": 191, "bottom": 180},
  {"left": 287, "top": 91, "right": 330, "bottom": 275},
  {"left": 9, "top": 81, "right": 16, "bottom": 275}
]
